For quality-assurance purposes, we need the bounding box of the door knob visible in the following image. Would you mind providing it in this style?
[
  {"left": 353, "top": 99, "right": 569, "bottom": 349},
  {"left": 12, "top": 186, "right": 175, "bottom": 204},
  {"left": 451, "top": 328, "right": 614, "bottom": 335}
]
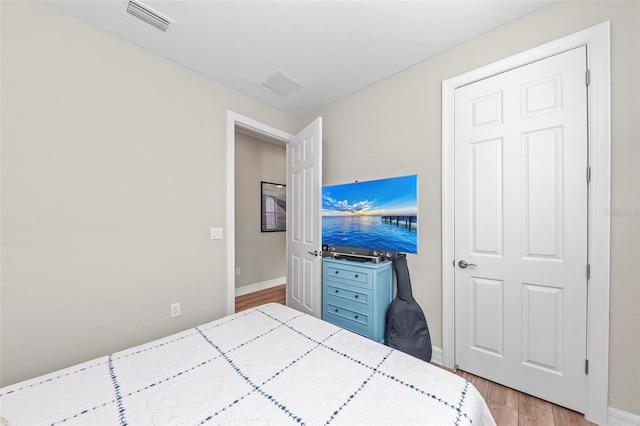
[
  {"left": 307, "top": 250, "right": 319, "bottom": 257},
  {"left": 458, "top": 260, "right": 477, "bottom": 269}
]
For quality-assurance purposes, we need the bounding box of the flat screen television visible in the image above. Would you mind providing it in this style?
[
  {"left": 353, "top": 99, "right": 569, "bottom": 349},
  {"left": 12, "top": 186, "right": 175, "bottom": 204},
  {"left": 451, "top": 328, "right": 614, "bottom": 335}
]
[{"left": 322, "top": 174, "right": 418, "bottom": 255}]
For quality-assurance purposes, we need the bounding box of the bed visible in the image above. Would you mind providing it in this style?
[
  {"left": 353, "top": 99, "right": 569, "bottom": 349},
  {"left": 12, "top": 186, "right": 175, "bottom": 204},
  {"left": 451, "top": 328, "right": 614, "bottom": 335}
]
[{"left": 0, "top": 303, "right": 495, "bottom": 425}]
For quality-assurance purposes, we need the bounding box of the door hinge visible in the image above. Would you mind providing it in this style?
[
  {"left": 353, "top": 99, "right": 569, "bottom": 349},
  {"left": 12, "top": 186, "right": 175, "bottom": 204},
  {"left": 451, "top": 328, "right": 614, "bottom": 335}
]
[
  {"left": 586, "top": 166, "right": 591, "bottom": 183},
  {"left": 585, "top": 359, "right": 589, "bottom": 374},
  {"left": 587, "top": 264, "right": 591, "bottom": 279},
  {"left": 585, "top": 69, "right": 591, "bottom": 86}
]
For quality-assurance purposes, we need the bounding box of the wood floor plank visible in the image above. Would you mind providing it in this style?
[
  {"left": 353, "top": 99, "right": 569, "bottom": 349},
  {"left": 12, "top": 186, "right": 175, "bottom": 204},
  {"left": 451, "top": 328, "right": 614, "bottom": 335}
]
[
  {"left": 462, "top": 371, "right": 491, "bottom": 399},
  {"left": 552, "top": 405, "right": 595, "bottom": 426},
  {"left": 519, "top": 402, "right": 555, "bottom": 425},
  {"left": 487, "top": 399, "right": 520, "bottom": 426},
  {"left": 488, "top": 381, "right": 520, "bottom": 411},
  {"left": 520, "top": 393, "right": 554, "bottom": 413},
  {"left": 456, "top": 368, "right": 594, "bottom": 426},
  {"left": 235, "top": 284, "right": 286, "bottom": 312}
]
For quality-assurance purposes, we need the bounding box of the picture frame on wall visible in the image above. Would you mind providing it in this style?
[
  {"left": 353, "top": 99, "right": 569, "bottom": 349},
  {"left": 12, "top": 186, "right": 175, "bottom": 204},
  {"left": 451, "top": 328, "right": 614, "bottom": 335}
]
[{"left": 261, "top": 181, "right": 286, "bottom": 232}]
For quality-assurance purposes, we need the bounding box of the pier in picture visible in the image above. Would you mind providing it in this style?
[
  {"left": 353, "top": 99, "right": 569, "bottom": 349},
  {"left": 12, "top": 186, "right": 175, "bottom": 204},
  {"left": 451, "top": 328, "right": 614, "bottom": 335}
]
[{"left": 322, "top": 175, "right": 418, "bottom": 253}]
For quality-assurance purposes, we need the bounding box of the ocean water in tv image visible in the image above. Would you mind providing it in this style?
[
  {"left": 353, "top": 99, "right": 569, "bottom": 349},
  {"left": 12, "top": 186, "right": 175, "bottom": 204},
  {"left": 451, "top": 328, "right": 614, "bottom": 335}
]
[
  {"left": 322, "top": 174, "right": 418, "bottom": 253},
  {"left": 322, "top": 215, "right": 417, "bottom": 253}
]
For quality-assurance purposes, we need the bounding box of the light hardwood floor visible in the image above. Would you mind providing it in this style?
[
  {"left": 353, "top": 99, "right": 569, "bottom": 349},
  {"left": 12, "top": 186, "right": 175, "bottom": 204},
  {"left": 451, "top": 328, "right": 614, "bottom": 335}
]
[
  {"left": 235, "top": 284, "right": 286, "bottom": 313},
  {"left": 438, "top": 366, "right": 595, "bottom": 426},
  {"left": 235, "top": 285, "right": 595, "bottom": 426}
]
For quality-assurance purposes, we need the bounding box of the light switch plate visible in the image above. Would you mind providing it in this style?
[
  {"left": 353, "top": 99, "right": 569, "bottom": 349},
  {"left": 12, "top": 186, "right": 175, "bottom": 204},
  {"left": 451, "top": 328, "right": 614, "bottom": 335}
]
[{"left": 210, "top": 227, "right": 223, "bottom": 240}]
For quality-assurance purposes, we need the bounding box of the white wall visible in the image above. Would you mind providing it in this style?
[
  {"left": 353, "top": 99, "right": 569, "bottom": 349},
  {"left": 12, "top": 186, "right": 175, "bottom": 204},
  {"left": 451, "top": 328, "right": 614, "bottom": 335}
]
[
  {"left": 0, "top": 1, "right": 296, "bottom": 386},
  {"left": 234, "top": 132, "right": 286, "bottom": 289},
  {"left": 300, "top": 1, "right": 640, "bottom": 416}
]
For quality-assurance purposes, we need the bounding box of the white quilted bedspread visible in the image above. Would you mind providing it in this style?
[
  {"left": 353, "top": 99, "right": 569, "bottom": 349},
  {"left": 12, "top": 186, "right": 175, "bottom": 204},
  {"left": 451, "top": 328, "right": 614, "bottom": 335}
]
[{"left": 0, "top": 303, "right": 495, "bottom": 425}]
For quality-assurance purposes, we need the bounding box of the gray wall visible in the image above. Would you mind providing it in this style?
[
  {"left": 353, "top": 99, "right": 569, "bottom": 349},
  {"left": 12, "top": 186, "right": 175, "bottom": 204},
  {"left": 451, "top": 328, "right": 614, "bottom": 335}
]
[
  {"left": 0, "top": 1, "right": 296, "bottom": 386},
  {"left": 300, "top": 1, "right": 639, "bottom": 415},
  {"left": 234, "top": 132, "right": 286, "bottom": 289},
  {"left": 1, "top": 0, "right": 638, "bottom": 418}
]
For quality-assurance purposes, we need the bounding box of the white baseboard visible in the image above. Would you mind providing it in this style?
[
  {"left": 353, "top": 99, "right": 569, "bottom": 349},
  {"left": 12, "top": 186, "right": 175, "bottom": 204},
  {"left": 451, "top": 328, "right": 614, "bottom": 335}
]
[
  {"left": 430, "top": 346, "right": 443, "bottom": 365},
  {"left": 235, "top": 277, "right": 285, "bottom": 297},
  {"left": 608, "top": 407, "right": 640, "bottom": 426}
]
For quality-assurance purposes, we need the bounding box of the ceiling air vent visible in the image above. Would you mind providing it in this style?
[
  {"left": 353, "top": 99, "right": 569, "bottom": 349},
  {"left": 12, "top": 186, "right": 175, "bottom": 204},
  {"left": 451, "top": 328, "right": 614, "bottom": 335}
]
[
  {"left": 261, "top": 71, "right": 304, "bottom": 97},
  {"left": 125, "top": 0, "right": 173, "bottom": 32}
]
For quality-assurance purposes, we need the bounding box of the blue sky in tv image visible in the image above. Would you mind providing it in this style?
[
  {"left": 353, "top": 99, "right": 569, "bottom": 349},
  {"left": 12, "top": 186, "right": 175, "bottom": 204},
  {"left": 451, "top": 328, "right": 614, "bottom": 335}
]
[{"left": 322, "top": 175, "right": 418, "bottom": 254}]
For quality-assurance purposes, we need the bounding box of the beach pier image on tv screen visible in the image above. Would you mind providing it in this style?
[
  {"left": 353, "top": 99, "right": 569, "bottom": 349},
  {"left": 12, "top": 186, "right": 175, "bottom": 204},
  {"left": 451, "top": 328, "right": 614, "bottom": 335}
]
[{"left": 322, "top": 174, "right": 417, "bottom": 254}]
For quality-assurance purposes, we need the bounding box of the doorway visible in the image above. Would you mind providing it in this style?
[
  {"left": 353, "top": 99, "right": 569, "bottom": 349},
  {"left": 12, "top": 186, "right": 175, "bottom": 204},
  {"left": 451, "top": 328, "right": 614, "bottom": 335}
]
[
  {"left": 225, "top": 113, "right": 324, "bottom": 319},
  {"left": 441, "top": 22, "right": 610, "bottom": 424},
  {"left": 225, "top": 112, "right": 293, "bottom": 314},
  {"left": 234, "top": 127, "right": 287, "bottom": 299}
]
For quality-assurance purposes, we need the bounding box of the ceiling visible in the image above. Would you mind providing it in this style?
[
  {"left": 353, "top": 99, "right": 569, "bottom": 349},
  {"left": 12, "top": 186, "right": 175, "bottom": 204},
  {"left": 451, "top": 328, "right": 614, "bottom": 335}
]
[{"left": 47, "top": 0, "right": 553, "bottom": 118}]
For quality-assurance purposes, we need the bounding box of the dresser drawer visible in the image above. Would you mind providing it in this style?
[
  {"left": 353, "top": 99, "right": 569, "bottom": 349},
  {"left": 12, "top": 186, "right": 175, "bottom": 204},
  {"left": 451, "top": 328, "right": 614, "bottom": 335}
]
[
  {"left": 324, "top": 265, "right": 371, "bottom": 288},
  {"left": 322, "top": 258, "right": 392, "bottom": 343},
  {"left": 325, "top": 283, "right": 371, "bottom": 307},
  {"left": 325, "top": 302, "right": 370, "bottom": 329}
]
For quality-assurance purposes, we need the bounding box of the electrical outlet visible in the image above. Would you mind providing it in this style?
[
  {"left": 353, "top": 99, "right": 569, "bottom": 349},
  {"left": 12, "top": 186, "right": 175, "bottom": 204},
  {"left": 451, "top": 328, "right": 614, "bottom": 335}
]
[
  {"left": 235, "top": 267, "right": 241, "bottom": 276},
  {"left": 170, "top": 303, "right": 181, "bottom": 318}
]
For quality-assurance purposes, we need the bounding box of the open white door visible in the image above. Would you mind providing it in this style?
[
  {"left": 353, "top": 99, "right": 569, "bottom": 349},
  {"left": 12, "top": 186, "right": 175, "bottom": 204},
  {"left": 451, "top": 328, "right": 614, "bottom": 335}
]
[{"left": 286, "top": 118, "right": 322, "bottom": 317}]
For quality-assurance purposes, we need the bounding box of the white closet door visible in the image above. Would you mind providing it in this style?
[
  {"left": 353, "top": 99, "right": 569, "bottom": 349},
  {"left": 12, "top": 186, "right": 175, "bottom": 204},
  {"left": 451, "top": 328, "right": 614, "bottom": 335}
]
[{"left": 454, "top": 47, "right": 588, "bottom": 412}]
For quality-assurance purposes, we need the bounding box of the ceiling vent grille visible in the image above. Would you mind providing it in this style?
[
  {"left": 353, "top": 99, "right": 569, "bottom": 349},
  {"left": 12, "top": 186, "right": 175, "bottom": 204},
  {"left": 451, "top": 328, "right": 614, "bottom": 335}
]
[
  {"left": 261, "top": 71, "right": 304, "bottom": 97},
  {"left": 126, "top": 0, "right": 173, "bottom": 32}
]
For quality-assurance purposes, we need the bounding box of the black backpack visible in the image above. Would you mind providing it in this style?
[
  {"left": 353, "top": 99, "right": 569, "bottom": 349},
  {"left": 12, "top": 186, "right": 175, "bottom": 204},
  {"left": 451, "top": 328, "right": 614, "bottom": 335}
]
[{"left": 384, "top": 255, "right": 432, "bottom": 362}]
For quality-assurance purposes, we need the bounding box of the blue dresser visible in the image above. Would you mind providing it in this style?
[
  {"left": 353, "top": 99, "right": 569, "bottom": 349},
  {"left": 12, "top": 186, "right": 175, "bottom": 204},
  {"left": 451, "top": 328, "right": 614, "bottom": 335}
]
[{"left": 322, "top": 257, "right": 393, "bottom": 342}]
